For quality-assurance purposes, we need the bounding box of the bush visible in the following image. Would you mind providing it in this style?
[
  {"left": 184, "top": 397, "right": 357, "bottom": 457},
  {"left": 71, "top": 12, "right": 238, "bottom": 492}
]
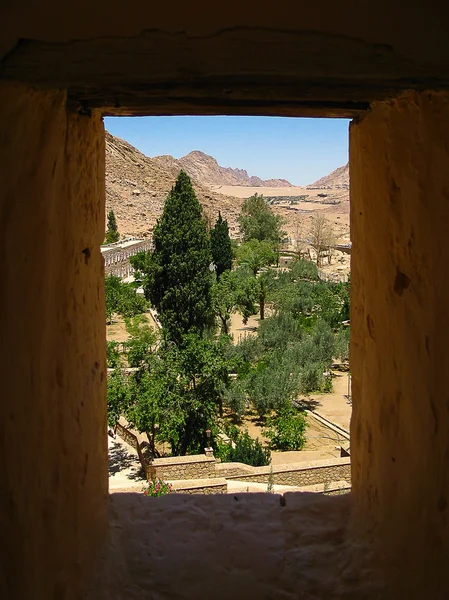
[
  {"left": 263, "top": 407, "right": 307, "bottom": 451},
  {"left": 143, "top": 478, "right": 173, "bottom": 497},
  {"left": 106, "top": 341, "right": 121, "bottom": 368},
  {"left": 217, "top": 429, "right": 270, "bottom": 466}
]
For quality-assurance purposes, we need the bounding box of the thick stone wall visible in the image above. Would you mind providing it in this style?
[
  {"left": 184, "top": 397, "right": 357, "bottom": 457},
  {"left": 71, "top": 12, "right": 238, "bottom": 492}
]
[
  {"left": 225, "top": 458, "right": 351, "bottom": 487},
  {"left": 148, "top": 455, "right": 217, "bottom": 481},
  {"left": 350, "top": 91, "right": 449, "bottom": 598},
  {"left": 0, "top": 82, "right": 107, "bottom": 599}
]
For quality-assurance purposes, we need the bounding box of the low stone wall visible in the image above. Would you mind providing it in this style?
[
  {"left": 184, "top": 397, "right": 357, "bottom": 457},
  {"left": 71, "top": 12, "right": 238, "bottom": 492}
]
[
  {"left": 225, "top": 458, "right": 351, "bottom": 487},
  {"left": 148, "top": 454, "right": 217, "bottom": 481},
  {"left": 215, "top": 462, "right": 255, "bottom": 478},
  {"left": 169, "top": 478, "right": 227, "bottom": 495}
]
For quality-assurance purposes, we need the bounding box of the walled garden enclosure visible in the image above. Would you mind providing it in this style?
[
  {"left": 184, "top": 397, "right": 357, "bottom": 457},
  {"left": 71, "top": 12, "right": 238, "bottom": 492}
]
[{"left": 2, "top": 3, "right": 449, "bottom": 598}]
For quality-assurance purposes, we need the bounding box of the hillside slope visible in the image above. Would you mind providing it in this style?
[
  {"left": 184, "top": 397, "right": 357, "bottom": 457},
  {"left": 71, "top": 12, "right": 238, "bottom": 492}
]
[
  {"left": 307, "top": 163, "right": 349, "bottom": 189},
  {"left": 105, "top": 132, "right": 242, "bottom": 237}
]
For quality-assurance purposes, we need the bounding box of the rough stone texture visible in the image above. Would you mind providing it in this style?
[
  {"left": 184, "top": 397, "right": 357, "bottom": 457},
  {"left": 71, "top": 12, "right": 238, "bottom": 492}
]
[
  {"left": 215, "top": 462, "right": 255, "bottom": 478},
  {"left": 350, "top": 91, "right": 449, "bottom": 598},
  {"left": 168, "top": 478, "right": 227, "bottom": 495},
  {"left": 2, "top": 3, "right": 449, "bottom": 116},
  {"left": 226, "top": 458, "right": 351, "bottom": 487},
  {"left": 149, "top": 455, "right": 217, "bottom": 481},
  {"left": 0, "top": 82, "right": 107, "bottom": 600},
  {"left": 91, "top": 492, "right": 382, "bottom": 599}
]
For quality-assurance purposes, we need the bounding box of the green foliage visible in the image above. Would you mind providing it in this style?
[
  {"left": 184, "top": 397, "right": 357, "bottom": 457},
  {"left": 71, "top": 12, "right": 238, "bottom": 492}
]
[
  {"left": 311, "top": 281, "right": 350, "bottom": 329},
  {"left": 216, "top": 429, "right": 270, "bottom": 466},
  {"left": 142, "top": 171, "right": 213, "bottom": 344},
  {"left": 238, "top": 193, "right": 285, "bottom": 244},
  {"left": 105, "top": 209, "right": 120, "bottom": 244},
  {"left": 126, "top": 334, "right": 232, "bottom": 456},
  {"left": 143, "top": 478, "right": 173, "bottom": 496},
  {"left": 225, "top": 317, "right": 335, "bottom": 417},
  {"left": 210, "top": 212, "right": 233, "bottom": 279},
  {"left": 334, "top": 326, "right": 350, "bottom": 363},
  {"left": 129, "top": 251, "right": 150, "bottom": 284},
  {"left": 105, "top": 274, "right": 148, "bottom": 323},
  {"left": 106, "top": 341, "right": 121, "bottom": 368},
  {"left": 125, "top": 315, "right": 158, "bottom": 368},
  {"left": 289, "top": 258, "right": 319, "bottom": 281},
  {"left": 236, "top": 239, "right": 276, "bottom": 275},
  {"left": 211, "top": 268, "right": 259, "bottom": 334},
  {"left": 263, "top": 407, "right": 307, "bottom": 451},
  {"left": 107, "top": 369, "right": 131, "bottom": 428}
]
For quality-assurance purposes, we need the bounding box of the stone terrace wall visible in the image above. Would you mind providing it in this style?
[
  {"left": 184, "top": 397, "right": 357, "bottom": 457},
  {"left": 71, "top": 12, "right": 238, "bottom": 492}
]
[
  {"left": 225, "top": 458, "right": 351, "bottom": 487},
  {"left": 170, "top": 478, "right": 227, "bottom": 495},
  {"left": 149, "top": 455, "right": 217, "bottom": 481}
]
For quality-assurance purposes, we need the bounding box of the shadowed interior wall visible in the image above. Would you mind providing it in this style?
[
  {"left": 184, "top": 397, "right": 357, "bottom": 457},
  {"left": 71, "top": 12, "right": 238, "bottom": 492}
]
[
  {"left": 0, "top": 83, "right": 108, "bottom": 599},
  {"left": 350, "top": 91, "right": 449, "bottom": 598}
]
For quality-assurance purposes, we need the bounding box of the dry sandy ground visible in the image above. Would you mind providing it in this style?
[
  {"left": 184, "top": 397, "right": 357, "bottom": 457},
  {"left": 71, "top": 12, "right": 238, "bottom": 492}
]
[{"left": 212, "top": 185, "right": 309, "bottom": 198}]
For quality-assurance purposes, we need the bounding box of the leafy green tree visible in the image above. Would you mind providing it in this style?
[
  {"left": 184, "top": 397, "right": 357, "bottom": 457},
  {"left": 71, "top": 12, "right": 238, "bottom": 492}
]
[
  {"left": 142, "top": 171, "right": 213, "bottom": 344},
  {"left": 129, "top": 250, "right": 150, "bottom": 284},
  {"left": 236, "top": 239, "right": 276, "bottom": 276},
  {"left": 105, "top": 275, "right": 122, "bottom": 323},
  {"left": 263, "top": 407, "right": 307, "bottom": 451},
  {"left": 124, "top": 315, "right": 158, "bottom": 368},
  {"left": 211, "top": 268, "right": 259, "bottom": 334},
  {"left": 106, "top": 341, "right": 122, "bottom": 368},
  {"left": 105, "top": 274, "right": 148, "bottom": 323},
  {"left": 127, "top": 334, "right": 231, "bottom": 455},
  {"left": 334, "top": 326, "right": 350, "bottom": 363},
  {"left": 105, "top": 209, "right": 120, "bottom": 244},
  {"left": 238, "top": 193, "right": 285, "bottom": 244},
  {"left": 210, "top": 212, "right": 233, "bottom": 279},
  {"left": 107, "top": 368, "right": 131, "bottom": 428}
]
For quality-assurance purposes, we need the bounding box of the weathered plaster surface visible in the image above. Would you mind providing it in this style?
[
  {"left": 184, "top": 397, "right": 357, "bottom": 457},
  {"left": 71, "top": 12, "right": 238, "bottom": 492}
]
[
  {"left": 0, "top": 82, "right": 107, "bottom": 600},
  {"left": 350, "top": 91, "right": 449, "bottom": 598},
  {"left": 91, "top": 492, "right": 381, "bottom": 599}
]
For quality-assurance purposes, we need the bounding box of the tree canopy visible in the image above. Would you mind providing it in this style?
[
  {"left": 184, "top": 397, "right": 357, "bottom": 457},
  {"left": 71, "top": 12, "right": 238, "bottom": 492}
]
[
  {"left": 210, "top": 212, "right": 233, "bottom": 279},
  {"left": 142, "top": 171, "right": 213, "bottom": 344},
  {"left": 236, "top": 239, "right": 276, "bottom": 275},
  {"left": 238, "top": 193, "right": 285, "bottom": 244},
  {"left": 105, "top": 274, "right": 148, "bottom": 323}
]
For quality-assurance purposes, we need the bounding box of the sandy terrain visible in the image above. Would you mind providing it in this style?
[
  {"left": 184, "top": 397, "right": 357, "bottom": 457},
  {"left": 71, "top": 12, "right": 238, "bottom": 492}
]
[{"left": 212, "top": 185, "right": 308, "bottom": 198}]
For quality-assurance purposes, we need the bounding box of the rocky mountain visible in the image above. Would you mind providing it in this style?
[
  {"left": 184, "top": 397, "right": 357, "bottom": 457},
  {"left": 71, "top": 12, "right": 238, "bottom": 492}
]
[
  {"left": 153, "top": 150, "right": 292, "bottom": 188},
  {"left": 105, "top": 132, "right": 242, "bottom": 238},
  {"left": 307, "top": 163, "right": 349, "bottom": 189}
]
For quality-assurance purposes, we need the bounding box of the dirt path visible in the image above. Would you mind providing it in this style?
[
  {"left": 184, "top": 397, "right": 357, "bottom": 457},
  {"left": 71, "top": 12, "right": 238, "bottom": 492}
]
[
  {"left": 307, "top": 368, "right": 351, "bottom": 432},
  {"left": 108, "top": 435, "right": 146, "bottom": 492}
]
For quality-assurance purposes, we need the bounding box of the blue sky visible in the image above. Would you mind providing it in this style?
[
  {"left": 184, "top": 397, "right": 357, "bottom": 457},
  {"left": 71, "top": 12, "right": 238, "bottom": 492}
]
[{"left": 104, "top": 116, "right": 349, "bottom": 186}]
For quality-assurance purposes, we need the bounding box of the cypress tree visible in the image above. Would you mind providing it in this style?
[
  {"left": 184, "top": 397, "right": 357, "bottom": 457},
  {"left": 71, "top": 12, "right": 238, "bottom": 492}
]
[
  {"left": 105, "top": 209, "right": 120, "bottom": 243},
  {"left": 210, "top": 211, "right": 233, "bottom": 279},
  {"left": 145, "top": 171, "right": 213, "bottom": 344}
]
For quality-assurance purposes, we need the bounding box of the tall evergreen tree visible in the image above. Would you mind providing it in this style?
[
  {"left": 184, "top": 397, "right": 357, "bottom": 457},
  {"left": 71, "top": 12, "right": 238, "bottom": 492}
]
[
  {"left": 210, "top": 212, "right": 233, "bottom": 279},
  {"left": 105, "top": 209, "right": 120, "bottom": 244},
  {"left": 144, "top": 171, "right": 213, "bottom": 344}
]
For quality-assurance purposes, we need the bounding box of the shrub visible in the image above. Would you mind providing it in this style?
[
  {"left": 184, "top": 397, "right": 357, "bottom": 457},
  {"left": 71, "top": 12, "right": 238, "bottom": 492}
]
[
  {"left": 217, "top": 429, "right": 270, "bottom": 466},
  {"left": 106, "top": 341, "right": 121, "bottom": 368},
  {"left": 263, "top": 407, "right": 307, "bottom": 451},
  {"left": 143, "top": 478, "right": 173, "bottom": 497}
]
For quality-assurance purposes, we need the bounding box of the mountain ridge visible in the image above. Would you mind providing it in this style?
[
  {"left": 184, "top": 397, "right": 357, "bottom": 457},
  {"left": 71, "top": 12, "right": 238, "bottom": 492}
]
[{"left": 153, "top": 149, "right": 293, "bottom": 188}]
